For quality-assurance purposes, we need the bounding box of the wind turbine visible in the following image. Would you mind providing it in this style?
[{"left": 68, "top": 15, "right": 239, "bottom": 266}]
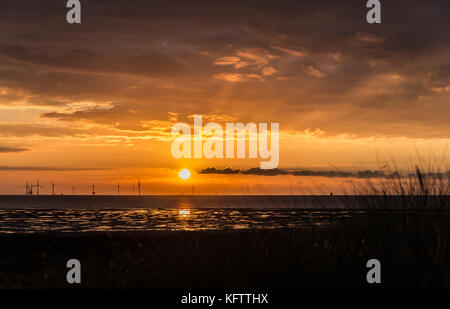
[
  {"left": 117, "top": 183, "right": 120, "bottom": 196},
  {"left": 51, "top": 182, "right": 55, "bottom": 196},
  {"left": 35, "top": 179, "right": 42, "bottom": 196},
  {"left": 92, "top": 183, "right": 96, "bottom": 195},
  {"left": 29, "top": 181, "right": 34, "bottom": 195},
  {"left": 23, "top": 182, "right": 30, "bottom": 195},
  {"left": 136, "top": 178, "right": 141, "bottom": 196}
]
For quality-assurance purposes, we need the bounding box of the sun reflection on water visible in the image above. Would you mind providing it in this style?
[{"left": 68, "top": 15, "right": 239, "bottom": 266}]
[{"left": 178, "top": 209, "right": 191, "bottom": 217}]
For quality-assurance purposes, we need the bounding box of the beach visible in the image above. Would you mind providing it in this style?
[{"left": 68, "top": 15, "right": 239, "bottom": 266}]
[{"left": 1, "top": 209, "right": 449, "bottom": 288}]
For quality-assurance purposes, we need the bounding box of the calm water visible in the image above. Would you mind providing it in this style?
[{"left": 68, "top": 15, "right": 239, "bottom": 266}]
[
  {"left": 0, "top": 195, "right": 444, "bottom": 233},
  {"left": 0, "top": 208, "right": 365, "bottom": 233}
]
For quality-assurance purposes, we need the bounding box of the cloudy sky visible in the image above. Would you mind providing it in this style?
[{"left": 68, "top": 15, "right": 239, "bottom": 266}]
[{"left": 0, "top": 0, "right": 448, "bottom": 194}]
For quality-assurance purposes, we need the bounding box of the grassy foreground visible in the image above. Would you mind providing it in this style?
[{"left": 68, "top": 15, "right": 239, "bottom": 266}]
[{"left": 0, "top": 210, "right": 449, "bottom": 288}]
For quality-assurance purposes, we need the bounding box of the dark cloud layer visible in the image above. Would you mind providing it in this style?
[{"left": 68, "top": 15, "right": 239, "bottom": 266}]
[
  {"left": 0, "top": 45, "right": 189, "bottom": 78},
  {"left": 0, "top": 166, "right": 106, "bottom": 171},
  {"left": 0, "top": 146, "right": 28, "bottom": 153},
  {"left": 199, "top": 167, "right": 387, "bottom": 178},
  {"left": 0, "top": 0, "right": 449, "bottom": 138}
]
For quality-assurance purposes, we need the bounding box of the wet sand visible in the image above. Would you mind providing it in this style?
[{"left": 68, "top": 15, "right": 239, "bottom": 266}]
[{"left": 0, "top": 213, "right": 449, "bottom": 288}]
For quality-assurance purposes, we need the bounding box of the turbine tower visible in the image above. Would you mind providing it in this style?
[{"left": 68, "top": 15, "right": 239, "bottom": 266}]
[
  {"left": 23, "top": 182, "right": 30, "bottom": 195},
  {"left": 137, "top": 178, "right": 141, "bottom": 196},
  {"left": 35, "top": 179, "right": 42, "bottom": 196},
  {"left": 117, "top": 183, "right": 120, "bottom": 196},
  {"left": 92, "top": 183, "right": 96, "bottom": 195},
  {"left": 51, "top": 183, "right": 55, "bottom": 196}
]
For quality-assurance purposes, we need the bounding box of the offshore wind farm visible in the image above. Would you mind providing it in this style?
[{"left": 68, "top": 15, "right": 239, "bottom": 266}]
[{"left": 18, "top": 179, "right": 144, "bottom": 196}]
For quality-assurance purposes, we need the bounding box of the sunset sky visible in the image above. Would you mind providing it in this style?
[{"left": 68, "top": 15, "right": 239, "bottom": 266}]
[{"left": 0, "top": 0, "right": 448, "bottom": 194}]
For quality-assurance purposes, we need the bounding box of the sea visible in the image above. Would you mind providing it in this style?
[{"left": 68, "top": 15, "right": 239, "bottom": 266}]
[{"left": 0, "top": 195, "right": 445, "bottom": 233}]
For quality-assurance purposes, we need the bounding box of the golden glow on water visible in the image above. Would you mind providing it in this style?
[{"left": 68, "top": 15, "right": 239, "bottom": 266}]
[
  {"left": 0, "top": 206, "right": 367, "bottom": 233},
  {"left": 179, "top": 209, "right": 191, "bottom": 217}
]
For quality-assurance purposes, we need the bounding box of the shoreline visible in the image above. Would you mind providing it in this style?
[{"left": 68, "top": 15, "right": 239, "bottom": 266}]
[
  {"left": 0, "top": 218, "right": 449, "bottom": 288},
  {"left": 0, "top": 194, "right": 447, "bottom": 210}
]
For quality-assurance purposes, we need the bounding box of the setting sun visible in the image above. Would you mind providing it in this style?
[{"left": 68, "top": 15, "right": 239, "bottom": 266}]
[{"left": 179, "top": 169, "right": 191, "bottom": 180}]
